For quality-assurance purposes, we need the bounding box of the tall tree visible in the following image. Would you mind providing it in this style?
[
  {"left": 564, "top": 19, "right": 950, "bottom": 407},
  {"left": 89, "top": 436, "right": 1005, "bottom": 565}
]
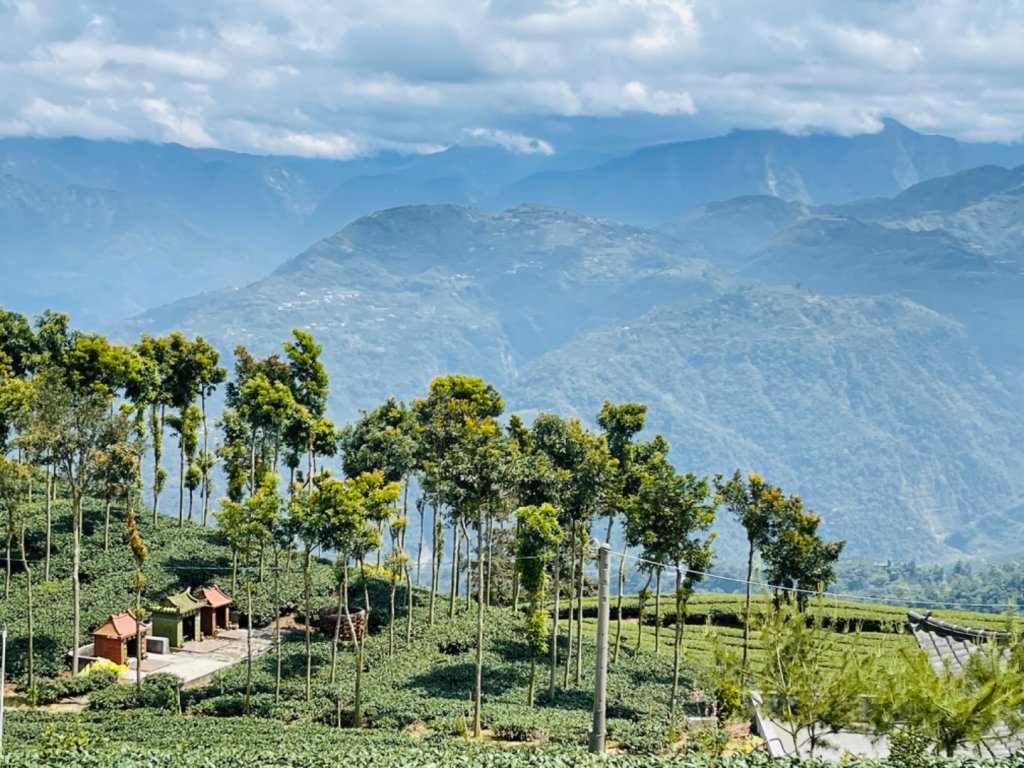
[
  {"left": 340, "top": 398, "right": 418, "bottom": 633},
  {"left": 532, "top": 413, "right": 615, "bottom": 688},
  {"left": 125, "top": 481, "right": 147, "bottom": 695},
  {"left": 282, "top": 329, "right": 332, "bottom": 485},
  {"left": 217, "top": 478, "right": 277, "bottom": 714},
  {"left": 190, "top": 337, "right": 226, "bottom": 526},
  {"left": 414, "top": 375, "right": 506, "bottom": 737},
  {"left": 716, "top": 471, "right": 781, "bottom": 673},
  {"left": 286, "top": 481, "right": 330, "bottom": 702},
  {"left": 596, "top": 401, "right": 650, "bottom": 664},
  {"left": 23, "top": 365, "right": 119, "bottom": 673},
  {"left": 0, "top": 457, "right": 35, "bottom": 687},
  {"left": 514, "top": 503, "right": 562, "bottom": 706},
  {"left": 629, "top": 453, "right": 717, "bottom": 727},
  {"left": 135, "top": 334, "right": 172, "bottom": 524},
  {"left": 761, "top": 493, "right": 845, "bottom": 607}
]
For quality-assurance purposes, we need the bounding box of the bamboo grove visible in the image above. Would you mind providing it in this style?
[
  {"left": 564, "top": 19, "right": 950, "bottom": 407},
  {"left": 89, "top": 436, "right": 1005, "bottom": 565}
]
[{"left": 0, "top": 308, "right": 848, "bottom": 737}]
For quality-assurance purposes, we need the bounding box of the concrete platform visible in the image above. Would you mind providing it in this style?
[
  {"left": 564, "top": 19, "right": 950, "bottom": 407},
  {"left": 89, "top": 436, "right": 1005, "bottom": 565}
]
[{"left": 118, "top": 628, "right": 274, "bottom": 689}]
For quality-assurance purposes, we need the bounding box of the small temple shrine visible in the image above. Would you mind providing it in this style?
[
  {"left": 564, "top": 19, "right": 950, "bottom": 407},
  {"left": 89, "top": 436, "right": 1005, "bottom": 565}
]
[{"left": 92, "top": 610, "right": 148, "bottom": 665}]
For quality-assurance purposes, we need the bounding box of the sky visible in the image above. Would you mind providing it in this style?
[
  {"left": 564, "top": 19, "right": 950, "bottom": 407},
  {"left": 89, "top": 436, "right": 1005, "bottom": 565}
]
[{"left": 1, "top": 0, "right": 1023, "bottom": 158}]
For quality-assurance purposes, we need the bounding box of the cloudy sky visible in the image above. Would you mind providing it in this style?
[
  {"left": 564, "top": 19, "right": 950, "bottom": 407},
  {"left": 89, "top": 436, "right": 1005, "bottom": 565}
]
[{"left": 1, "top": 0, "right": 1022, "bottom": 157}]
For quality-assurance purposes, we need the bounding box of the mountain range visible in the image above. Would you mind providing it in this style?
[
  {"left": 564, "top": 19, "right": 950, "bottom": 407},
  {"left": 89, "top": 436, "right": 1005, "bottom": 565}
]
[
  {"left": 5, "top": 121, "right": 1024, "bottom": 325},
  {"left": 5, "top": 122, "right": 1024, "bottom": 562}
]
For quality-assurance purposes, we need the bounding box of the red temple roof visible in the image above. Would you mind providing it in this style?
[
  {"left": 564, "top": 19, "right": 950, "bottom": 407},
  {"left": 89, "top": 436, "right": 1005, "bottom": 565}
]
[
  {"left": 196, "top": 585, "right": 232, "bottom": 608},
  {"left": 93, "top": 610, "right": 147, "bottom": 640}
]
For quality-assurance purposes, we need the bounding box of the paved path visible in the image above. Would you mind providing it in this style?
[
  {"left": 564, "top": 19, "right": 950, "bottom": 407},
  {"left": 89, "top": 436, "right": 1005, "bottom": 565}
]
[{"left": 124, "top": 629, "right": 274, "bottom": 688}]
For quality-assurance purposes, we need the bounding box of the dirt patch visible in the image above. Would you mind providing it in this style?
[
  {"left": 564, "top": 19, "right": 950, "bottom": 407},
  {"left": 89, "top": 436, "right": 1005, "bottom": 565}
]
[
  {"left": 405, "top": 724, "right": 431, "bottom": 740},
  {"left": 268, "top": 613, "right": 308, "bottom": 633},
  {"left": 40, "top": 698, "right": 88, "bottom": 714}
]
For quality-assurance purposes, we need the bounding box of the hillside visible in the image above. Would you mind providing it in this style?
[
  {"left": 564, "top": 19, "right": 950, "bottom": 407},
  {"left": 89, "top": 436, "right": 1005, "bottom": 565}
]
[
  {"left": 508, "top": 288, "right": 1024, "bottom": 560},
  {"left": 113, "top": 191, "right": 1024, "bottom": 562},
  {"left": 121, "top": 204, "right": 724, "bottom": 414}
]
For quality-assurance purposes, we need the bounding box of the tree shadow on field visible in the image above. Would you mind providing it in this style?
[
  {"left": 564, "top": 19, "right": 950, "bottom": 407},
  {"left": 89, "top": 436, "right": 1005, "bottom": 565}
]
[
  {"left": 162, "top": 556, "right": 232, "bottom": 590},
  {"left": 406, "top": 661, "right": 526, "bottom": 700}
]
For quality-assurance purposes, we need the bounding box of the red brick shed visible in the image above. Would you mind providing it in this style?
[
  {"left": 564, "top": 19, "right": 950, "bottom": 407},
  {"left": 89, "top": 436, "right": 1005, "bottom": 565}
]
[
  {"left": 92, "top": 610, "right": 148, "bottom": 666},
  {"left": 195, "top": 585, "right": 232, "bottom": 637}
]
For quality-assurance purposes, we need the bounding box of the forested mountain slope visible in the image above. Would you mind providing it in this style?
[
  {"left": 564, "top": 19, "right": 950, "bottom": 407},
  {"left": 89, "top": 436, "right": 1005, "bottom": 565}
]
[{"left": 117, "top": 189, "right": 1024, "bottom": 561}]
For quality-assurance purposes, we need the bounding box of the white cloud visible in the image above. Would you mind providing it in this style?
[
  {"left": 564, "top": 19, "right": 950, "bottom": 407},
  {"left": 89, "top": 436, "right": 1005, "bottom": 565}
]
[
  {"left": 137, "top": 97, "right": 214, "bottom": 146},
  {"left": 464, "top": 127, "right": 555, "bottom": 155},
  {"left": 222, "top": 120, "right": 362, "bottom": 158},
  {"left": 1, "top": 0, "right": 1023, "bottom": 153}
]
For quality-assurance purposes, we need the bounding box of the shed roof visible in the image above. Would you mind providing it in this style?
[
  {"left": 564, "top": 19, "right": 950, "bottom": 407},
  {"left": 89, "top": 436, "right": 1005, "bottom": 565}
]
[
  {"left": 196, "top": 585, "right": 232, "bottom": 608},
  {"left": 93, "top": 610, "right": 147, "bottom": 640},
  {"left": 154, "top": 589, "right": 208, "bottom": 615}
]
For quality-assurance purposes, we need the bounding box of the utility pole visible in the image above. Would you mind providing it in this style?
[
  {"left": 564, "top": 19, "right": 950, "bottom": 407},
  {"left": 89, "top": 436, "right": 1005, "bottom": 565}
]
[{"left": 588, "top": 543, "right": 610, "bottom": 754}]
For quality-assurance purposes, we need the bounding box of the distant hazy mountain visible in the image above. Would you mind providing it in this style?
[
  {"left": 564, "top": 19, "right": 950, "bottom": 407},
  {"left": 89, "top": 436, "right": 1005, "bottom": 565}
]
[
  {"left": 121, "top": 204, "right": 724, "bottom": 415},
  {"left": 5, "top": 124, "right": 1024, "bottom": 326},
  {"left": 662, "top": 163, "right": 1024, "bottom": 372},
  {"left": 0, "top": 173, "right": 259, "bottom": 324},
  {"left": 496, "top": 120, "right": 1024, "bottom": 225}
]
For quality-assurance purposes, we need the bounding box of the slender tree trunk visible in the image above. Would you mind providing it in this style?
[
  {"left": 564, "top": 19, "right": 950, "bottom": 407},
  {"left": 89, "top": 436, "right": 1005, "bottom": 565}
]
[
  {"left": 460, "top": 520, "right": 472, "bottom": 611},
  {"left": 612, "top": 543, "right": 627, "bottom": 663},
  {"left": 654, "top": 570, "right": 662, "bottom": 653},
  {"left": 330, "top": 561, "right": 345, "bottom": 683},
  {"left": 340, "top": 564, "right": 362, "bottom": 728},
  {"left": 473, "top": 508, "right": 484, "bottom": 738},
  {"left": 742, "top": 540, "right": 754, "bottom": 675},
  {"left": 416, "top": 500, "right": 426, "bottom": 586},
  {"left": 44, "top": 466, "right": 52, "bottom": 581},
  {"left": 511, "top": 518, "right": 521, "bottom": 613},
  {"left": 17, "top": 528, "right": 34, "bottom": 690},
  {"left": 71, "top": 490, "right": 83, "bottom": 674},
  {"left": 405, "top": 559, "right": 414, "bottom": 644},
  {"left": 429, "top": 508, "right": 439, "bottom": 626},
  {"left": 388, "top": 574, "right": 397, "bottom": 656},
  {"left": 529, "top": 653, "right": 537, "bottom": 707},
  {"left": 304, "top": 546, "right": 312, "bottom": 702},
  {"left": 549, "top": 547, "right": 560, "bottom": 702},
  {"left": 178, "top": 434, "right": 185, "bottom": 527},
  {"left": 231, "top": 552, "right": 238, "bottom": 596},
  {"left": 564, "top": 523, "right": 576, "bottom": 688},
  {"left": 200, "top": 391, "right": 210, "bottom": 526},
  {"left": 485, "top": 512, "right": 493, "bottom": 607},
  {"left": 274, "top": 551, "right": 282, "bottom": 703},
  {"left": 574, "top": 538, "right": 585, "bottom": 686},
  {"left": 449, "top": 522, "right": 460, "bottom": 619},
  {"left": 103, "top": 498, "right": 111, "bottom": 552},
  {"left": 135, "top": 582, "right": 143, "bottom": 695},
  {"left": 187, "top": 486, "right": 194, "bottom": 525},
  {"left": 670, "top": 568, "right": 682, "bottom": 727},
  {"left": 151, "top": 404, "right": 163, "bottom": 525},
  {"left": 245, "top": 579, "right": 253, "bottom": 715},
  {"left": 4, "top": 519, "right": 10, "bottom": 601},
  {"left": 636, "top": 572, "right": 652, "bottom": 652}
]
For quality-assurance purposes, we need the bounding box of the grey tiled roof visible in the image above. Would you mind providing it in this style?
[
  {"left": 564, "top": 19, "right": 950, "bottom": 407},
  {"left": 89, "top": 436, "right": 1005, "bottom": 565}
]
[{"left": 907, "top": 610, "right": 1021, "bottom": 759}]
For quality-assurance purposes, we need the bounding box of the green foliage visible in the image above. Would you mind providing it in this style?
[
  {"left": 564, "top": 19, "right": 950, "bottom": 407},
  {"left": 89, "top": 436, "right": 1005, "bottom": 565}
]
[
  {"left": 34, "top": 668, "right": 118, "bottom": 705},
  {"left": 748, "top": 600, "right": 877, "bottom": 759},
  {"left": 870, "top": 640, "right": 1024, "bottom": 757}
]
